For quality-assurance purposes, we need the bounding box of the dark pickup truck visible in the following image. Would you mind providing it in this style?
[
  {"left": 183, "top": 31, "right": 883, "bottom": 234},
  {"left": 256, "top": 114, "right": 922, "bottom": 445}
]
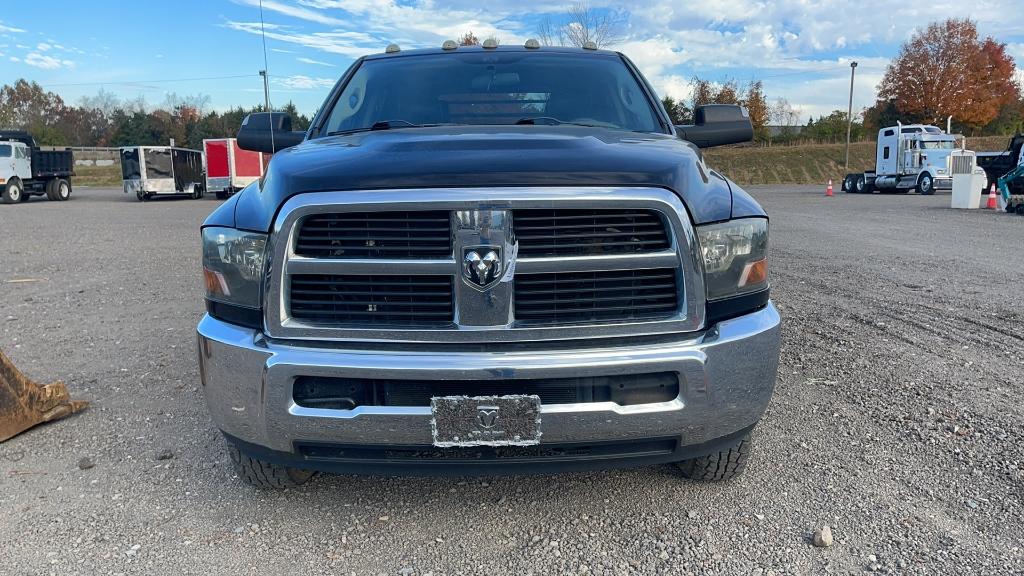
[{"left": 196, "top": 42, "right": 781, "bottom": 488}]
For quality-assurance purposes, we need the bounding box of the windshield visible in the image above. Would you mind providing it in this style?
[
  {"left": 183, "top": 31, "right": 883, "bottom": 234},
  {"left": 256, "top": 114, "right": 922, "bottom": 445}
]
[
  {"left": 0, "top": 144, "right": 11, "bottom": 158},
  {"left": 921, "top": 140, "right": 956, "bottom": 149},
  {"left": 321, "top": 51, "right": 662, "bottom": 134}
]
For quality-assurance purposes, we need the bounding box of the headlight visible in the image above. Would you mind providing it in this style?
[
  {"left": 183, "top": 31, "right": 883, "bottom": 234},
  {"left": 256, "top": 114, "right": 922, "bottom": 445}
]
[
  {"left": 697, "top": 218, "right": 768, "bottom": 301},
  {"left": 202, "top": 227, "right": 268, "bottom": 308}
]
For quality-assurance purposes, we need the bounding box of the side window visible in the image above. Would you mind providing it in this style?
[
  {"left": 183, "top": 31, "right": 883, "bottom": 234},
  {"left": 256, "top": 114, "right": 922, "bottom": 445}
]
[
  {"left": 883, "top": 129, "right": 894, "bottom": 137},
  {"left": 883, "top": 146, "right": 890, "bottom": 160}
]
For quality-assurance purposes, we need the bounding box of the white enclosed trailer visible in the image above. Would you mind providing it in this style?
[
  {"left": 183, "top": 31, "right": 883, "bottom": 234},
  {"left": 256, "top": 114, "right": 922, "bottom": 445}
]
[{"left": 120, "top": 146, "right": 206, "bottom": 201}]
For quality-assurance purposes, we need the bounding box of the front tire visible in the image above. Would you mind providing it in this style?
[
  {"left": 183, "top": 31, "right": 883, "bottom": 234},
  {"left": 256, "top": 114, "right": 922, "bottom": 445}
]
[
  {"left": 676, "top": 432, "right": 753, "bottom": 481},
  {"left": 2, "top": 178, "right": 23, "bottom": 204},
  {"left": 916, "top": 173, "right": 934, "bottom": 195},
  {"left": 228, "top": 444, "right": 316, "bottom": 489}
]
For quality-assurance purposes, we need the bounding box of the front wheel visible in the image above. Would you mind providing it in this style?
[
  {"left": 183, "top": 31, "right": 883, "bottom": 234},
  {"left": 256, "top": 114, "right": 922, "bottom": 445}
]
[
  {"left": 1, "top": 178, "right": 23, "bottom": 204},
  {"left": 916, "top": 173, "right": 934, "bottom": 195},
  {"left": 228, "top": 443, "right": 316, "bottom": 489},
  {"left": 676, "top": 432, "right": 753, "bottom": 481}
]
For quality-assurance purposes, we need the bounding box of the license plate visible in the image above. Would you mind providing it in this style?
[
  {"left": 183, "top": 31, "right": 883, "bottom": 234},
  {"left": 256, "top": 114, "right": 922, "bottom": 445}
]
[{"left": 431, "top": 395, "right": 541, "bottom": 447}]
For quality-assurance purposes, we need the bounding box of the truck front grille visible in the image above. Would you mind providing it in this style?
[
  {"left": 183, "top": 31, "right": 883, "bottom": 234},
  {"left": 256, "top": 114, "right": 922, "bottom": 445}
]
[
  {"left": 513, "top": 209, "right": 670, "bottom": 257},
  {"left": 292, "top": 372, "right": 679, "bottom": 409},
  {"left": 289, "top": 274, "right": 454, "bottom": 326},
  {"left": 268, "top": 188, "right": 703, "bottom": 342},
  {"left": 296, "top": 211, "right": 452, "bottom": 259},
  {"left": 514, "top": 268, "right": 679, "bottom": 324}
]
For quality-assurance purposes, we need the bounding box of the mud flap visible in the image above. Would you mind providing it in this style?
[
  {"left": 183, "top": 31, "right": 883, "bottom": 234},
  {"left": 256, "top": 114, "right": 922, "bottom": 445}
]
[{"left": 0, "top": 348, "right": 88, "bottom": 443}]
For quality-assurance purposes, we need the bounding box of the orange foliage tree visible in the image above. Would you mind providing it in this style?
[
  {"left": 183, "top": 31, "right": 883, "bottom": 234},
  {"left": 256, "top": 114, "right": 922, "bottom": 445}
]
[{"left": 877, "top": 19, "right": 1019, "bottom": 131}]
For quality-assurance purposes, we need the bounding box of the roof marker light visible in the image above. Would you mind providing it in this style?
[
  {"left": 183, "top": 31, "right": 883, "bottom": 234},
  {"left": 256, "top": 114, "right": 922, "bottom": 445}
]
[
  {"left": 524, "top": 38, "right": 541, "bottom": 49},
  {"left": 582, "top": 41, "right": 598, "bottom": 50},
  {"left": 482, "top": 38, "right": 498, "bottom": 49},
  {"left": 442, "top": 40, "right": 458, "bottom": 50},
  {"left": 385, "top": 44, "right": 400, "bottom": 54}
]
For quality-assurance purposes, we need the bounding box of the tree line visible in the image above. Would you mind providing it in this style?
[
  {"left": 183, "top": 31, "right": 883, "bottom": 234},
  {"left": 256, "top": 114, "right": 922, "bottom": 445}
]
[{"left": 0, "top": 79, "right": 311, "bottom": 150}]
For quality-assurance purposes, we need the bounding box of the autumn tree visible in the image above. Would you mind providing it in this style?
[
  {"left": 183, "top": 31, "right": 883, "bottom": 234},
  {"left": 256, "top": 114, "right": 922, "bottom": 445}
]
[
  {"left": 877, "top": 18, "right": 1019, "bottom": 132},
  {"left": 458, "top": 31, "right": 480, "bottom": 46},
  {"left": 741, "top": 81, "right": 769, "bottom": 142}
]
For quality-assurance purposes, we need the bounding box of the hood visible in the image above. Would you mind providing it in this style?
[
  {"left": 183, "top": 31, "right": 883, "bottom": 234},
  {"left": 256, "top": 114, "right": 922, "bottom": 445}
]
[{"left": 227, "top": 125, "right": 756, "bottom": 232}]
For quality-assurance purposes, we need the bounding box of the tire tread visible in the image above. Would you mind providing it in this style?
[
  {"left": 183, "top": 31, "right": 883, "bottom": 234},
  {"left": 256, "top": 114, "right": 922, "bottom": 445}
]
[{"left": 676, "top": 434, "right": 752, "bottom": 481}]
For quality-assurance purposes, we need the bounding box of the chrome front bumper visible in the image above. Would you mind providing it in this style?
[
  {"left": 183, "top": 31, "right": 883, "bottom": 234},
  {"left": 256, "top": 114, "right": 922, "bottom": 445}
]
[{"left": 197, "top": 303, "right": 780, "bottom": 458}]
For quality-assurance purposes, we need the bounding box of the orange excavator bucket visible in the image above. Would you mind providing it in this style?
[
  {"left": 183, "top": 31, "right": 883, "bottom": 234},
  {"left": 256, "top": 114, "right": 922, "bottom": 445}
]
[{"left": 0, "top": 348, "right": 87, "bottom": 443}]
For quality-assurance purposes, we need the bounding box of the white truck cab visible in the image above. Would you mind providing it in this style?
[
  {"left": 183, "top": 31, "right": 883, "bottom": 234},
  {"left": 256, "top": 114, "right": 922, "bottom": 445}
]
[
  {"left": 0, "top": 141, "right": 32, "bottom": 184},
  {"left": 844, "top": 123, "right": 982, "bottom": 195}
]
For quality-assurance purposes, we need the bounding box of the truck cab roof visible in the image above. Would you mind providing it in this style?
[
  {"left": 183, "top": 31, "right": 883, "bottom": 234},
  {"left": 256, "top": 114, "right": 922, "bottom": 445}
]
[{"left": 362, "top": 44, "right": 621, "bottom": 61}]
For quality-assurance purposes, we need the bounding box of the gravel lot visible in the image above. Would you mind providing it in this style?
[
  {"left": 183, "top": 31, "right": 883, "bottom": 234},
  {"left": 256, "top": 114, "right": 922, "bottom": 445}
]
[{"left": 1, "top": 186, "right": 1022, "bottom": 575}]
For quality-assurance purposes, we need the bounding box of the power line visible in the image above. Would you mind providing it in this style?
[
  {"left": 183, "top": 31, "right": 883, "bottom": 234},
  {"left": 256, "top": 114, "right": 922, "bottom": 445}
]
[{"left": 42, "top": 74, "right": 255, "bottom": 88}]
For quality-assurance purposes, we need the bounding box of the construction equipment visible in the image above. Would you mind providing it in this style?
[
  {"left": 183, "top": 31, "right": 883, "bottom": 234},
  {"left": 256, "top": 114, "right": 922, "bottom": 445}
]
[
  {"left": 0, "top": 348, "right": 87, "bottom": 442},
  {"left": 996, "top": 162, "right": 1024, "bottom": 214}
]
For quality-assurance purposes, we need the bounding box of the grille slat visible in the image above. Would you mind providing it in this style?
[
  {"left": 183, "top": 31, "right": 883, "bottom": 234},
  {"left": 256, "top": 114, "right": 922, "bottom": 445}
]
[
  {"left": 296, "top": 211, "right": 452, "bottom": 259},
  {"left": 514, "top": 208, "right": 670, "bottom": 257},
  {"left": 290, "top": 274, "right": 454, "bottom": 326},
  {"left": 514, "top": 268, "right": 679, "bottom": 324}
]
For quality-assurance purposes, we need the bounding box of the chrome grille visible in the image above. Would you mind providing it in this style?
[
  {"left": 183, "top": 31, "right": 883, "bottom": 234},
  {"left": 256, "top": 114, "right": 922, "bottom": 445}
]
[
  {"left": 266, "top": 188, "right": 706, "bottom": 343},
  {"left": 513, "top": 209, "right": 669, "bottom": 257},
  {"left": 950, "top": 154, "right": 975, "bottom": 175},
  {"left": 514, "top": 268, "right": 679, "bottom": 324},
  {"left": 289, "top": 274, "right": 454, "bottom": 325},
  {"left": 296, "top": 211, "right": 451, "bottom": 258}
]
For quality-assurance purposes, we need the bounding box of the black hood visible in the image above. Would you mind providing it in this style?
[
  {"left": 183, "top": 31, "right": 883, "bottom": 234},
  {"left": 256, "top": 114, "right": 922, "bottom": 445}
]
[{"left": 225, "top": 125, "right": 760, "bottom": 231}]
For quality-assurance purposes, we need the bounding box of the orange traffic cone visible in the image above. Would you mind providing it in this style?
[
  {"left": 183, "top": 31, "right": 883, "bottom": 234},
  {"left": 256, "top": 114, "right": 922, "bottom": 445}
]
[
  {"left": 826, "top": 179, "right": 834, "bottom": 197},
  {"left": 986, "top": 184, "right": 997, "bottom": 209}
]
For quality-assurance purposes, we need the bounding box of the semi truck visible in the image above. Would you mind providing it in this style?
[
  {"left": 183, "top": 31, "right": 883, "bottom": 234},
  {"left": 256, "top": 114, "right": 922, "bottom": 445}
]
[
  {"left": 120, "top": 146, "right": 206, "bottom": 201},
  {"left": 842, "top": 123, "right": 981, "bottom": 195},
  {"left": 0, "top": 130, "right": 74, "bottom": 204},
  {"left": 203, "top": 138, "right": 268, "bottom": 199}
]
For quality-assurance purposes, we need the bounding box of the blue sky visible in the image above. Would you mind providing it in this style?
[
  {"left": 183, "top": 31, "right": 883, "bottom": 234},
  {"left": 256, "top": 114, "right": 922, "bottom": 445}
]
[{"left": 2, "top": 1, "right": 1022, "bottom": 122}]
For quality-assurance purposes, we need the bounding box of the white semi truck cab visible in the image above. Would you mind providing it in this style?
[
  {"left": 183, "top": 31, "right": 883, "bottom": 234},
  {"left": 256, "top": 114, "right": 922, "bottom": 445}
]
[{"left": 843, "top": 123, "right": 982, "bottom": 195}]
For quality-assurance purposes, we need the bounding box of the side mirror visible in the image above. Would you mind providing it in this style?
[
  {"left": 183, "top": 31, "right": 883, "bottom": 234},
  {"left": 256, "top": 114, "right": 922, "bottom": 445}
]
[
  {"left": 675, "top": 104, "right": 753, "bottom": 148},
  {"left": 237, "top": 112, "right": 305, "bottom": 153}
]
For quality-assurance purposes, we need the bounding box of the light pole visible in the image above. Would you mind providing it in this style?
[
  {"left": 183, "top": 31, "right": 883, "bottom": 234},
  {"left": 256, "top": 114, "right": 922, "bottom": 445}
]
[
  {"left": 259, "top": 70, "right": 270, "bottom": 111},
  {"left": 844, "top": 61, "right": 858, "bottom": 172}
]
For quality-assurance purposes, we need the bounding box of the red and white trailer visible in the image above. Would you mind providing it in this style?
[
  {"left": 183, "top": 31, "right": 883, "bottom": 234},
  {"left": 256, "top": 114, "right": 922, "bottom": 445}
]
[{"left": 203, "top": 138, "right": 269, "bottom": 199}]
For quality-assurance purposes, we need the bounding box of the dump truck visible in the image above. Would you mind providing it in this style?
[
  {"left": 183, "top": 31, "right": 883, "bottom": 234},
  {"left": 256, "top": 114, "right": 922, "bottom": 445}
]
[
  {"left": 842, "top": 123, "right": 980, "bottom": 195},
  {"left": 977, "top": 134, "right": 1024, "bottom": 195},
  {"left": 0, "top": 130, "right": 74, "bottom": 204},
  {"left": 203, "top": 138, "right": 269, "bottom": 199}
]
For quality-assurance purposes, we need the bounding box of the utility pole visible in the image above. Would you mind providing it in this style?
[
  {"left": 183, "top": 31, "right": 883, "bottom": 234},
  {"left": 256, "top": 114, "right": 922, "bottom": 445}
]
[
  {"left": 259, "top": 70, "right": 270, "bottom": 111},
  {"left": 844, "top": 61, "right": 858, "bottom": 172}
]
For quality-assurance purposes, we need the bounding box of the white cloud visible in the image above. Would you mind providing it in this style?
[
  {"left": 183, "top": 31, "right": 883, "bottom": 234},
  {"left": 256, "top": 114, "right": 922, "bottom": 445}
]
[
  {"left": 0, "top": 21, "right": 25, "bottom": 33},
  {"left": 273, "top": 74, "right": 335, "bottom": 89},
  {"left": 9, "top": 56, "right": 18, "bottom": 62},
  {"left": 297, "top": 56, "right": 335, "bottom": 66},
  {"left": 24, "top": 52, "right": 74, "bottom": 69},
  {"left": 37, "top": 42, "right": 52, "bottom": 51},
  {"left": 232, "top": 0, "right": 345, "bottom": 26}
]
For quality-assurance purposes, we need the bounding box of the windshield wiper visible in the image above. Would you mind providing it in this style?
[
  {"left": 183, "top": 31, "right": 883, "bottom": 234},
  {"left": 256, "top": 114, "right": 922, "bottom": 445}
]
[
  {"left": 327, "top": 120, "right": 440, "bottom": 136},
  {"left": 514, "top": 116, "right": 603, "bottom": 128}
]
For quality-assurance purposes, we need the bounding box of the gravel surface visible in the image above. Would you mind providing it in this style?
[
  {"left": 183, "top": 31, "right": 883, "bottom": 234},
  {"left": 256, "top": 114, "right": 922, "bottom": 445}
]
[{"left": 1, "top": 186, "right": 1022, "bottom": 575}]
